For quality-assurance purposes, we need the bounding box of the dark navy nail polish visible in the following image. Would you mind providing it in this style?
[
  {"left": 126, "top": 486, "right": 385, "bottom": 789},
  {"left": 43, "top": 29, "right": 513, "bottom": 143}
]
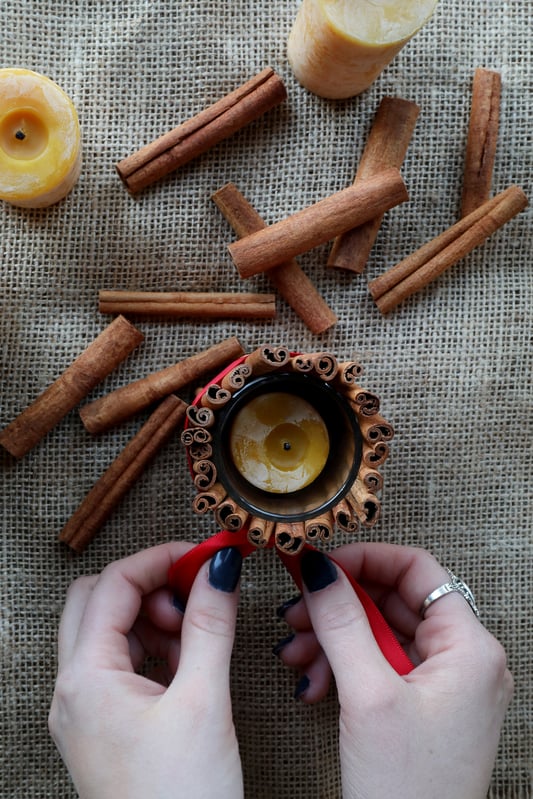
[
  {"left": 272, "top": 633, "right": 295, "bottom": 657},
  {"left": 276, "top": 594, "right": 302, "bottom": 618},
  {"left": 300, "top": 549, "right": 338, "bottom": 593},
  {"left": 171, "top": 594, "right": 186, "bottom": 614},
  {"left": 208, "top": 547, "right": 243, "bottom": 593},
  {"left": 294, "top": 674, "right": 310, "bottom": 700}
]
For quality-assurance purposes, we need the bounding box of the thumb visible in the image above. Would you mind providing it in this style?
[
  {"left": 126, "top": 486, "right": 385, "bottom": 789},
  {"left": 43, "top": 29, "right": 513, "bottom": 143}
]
[
  {"left": 169, "top": 546, "right": 242, "bottom": 700},
  {"left": 299, "top": 549, "right": 398, "bottom": 705}
]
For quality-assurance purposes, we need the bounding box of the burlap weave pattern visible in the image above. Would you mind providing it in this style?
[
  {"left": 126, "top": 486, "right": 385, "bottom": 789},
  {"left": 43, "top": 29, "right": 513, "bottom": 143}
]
[{"left": 1, "top": 1, "right": 531, "bottom": 796}]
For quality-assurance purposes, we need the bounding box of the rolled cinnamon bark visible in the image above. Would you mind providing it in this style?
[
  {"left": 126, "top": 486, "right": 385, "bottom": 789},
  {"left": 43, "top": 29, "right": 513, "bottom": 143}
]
[
  {"left": 212, "top": 182, "right": 338, "bottom": 334},
  {"left": 215, "top": 498, "right": 249, "bottom": 531},
  {"left": 198, "top": 384, "right": 232, "bottom": 410},
  {"left": 228, "top": 169, "right": 408, "bottom": 278},
  {"left": 304, "top": 511, "right": 334, "bottom": 542},
  {"left": 117, "top": 68, "right": 287, "bottom": 193},
  {"left": 0, "top": 316, "right": 143, "bottom": 458},
  {"left": 59, "top": 395, "right": 186, "bottom": 552},
  {"left": 192, "top": 482, "right": 227, "bottom": 514},
  {"left": 328, "top": 97, "right": 420, "bottom": 273},
  {"left": 369, "top": 185, "right": 528, "bottom": 313},
  {"left": 192, "top": 459, "right": 217, "bottom": 491},
  {"left": 461, "top": 68, "right": 501, "bottom": 217},
  {"left": 334, "top": 361, "right": 365, "bottom": 387},
  {"left": 333, "top": 499, "right": 359, "bottom": 533},
  {"left": 79, "top": 336, "right": 244, "bottom": 434},
  {"left": 98, "top": 290, "right": 276, "bottom": 320},
  {"left": 274, "top": 522, "right": 306, "bottom": 555},
  {"left": 244, "top": 345, "right": 291, "bottom": 375},
  {"left": 362, "top": 441, "right": 390, "bottom": 468},
  {"left": 248, "top": 517, "right": 275, "bottom": 548}
]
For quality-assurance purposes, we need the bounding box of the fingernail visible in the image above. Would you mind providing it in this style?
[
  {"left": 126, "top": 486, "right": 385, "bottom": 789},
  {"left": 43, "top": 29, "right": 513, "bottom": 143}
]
[
  {"left": 294, "top": 674, "right": 310, "bottom": 700},
  {"left": 208, "top": 547, "right": 243, "bottom": 593},
  {"left": 272, "top": 633, "right": 295, "bottom": 657},
  {"left": 171, "top": 594, "right": 186, "bottom": 614},
  {"left": 276, "top": 594, "right": 302, "bottom": 618},
  {"left": 300, "top": 549, "right": 337, "bottom": 593}
]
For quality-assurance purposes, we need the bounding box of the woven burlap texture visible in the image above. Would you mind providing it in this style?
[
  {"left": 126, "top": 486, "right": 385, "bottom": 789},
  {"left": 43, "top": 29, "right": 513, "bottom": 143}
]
[{"left": 1, "top": 1, "right": 531, "bottom": 797}]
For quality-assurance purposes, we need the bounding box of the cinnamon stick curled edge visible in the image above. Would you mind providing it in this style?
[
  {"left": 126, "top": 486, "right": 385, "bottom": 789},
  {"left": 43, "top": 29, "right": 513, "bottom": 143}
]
[
  {"left": 59, "top": 394, "right": 187, "bottom": 553},
  {"left": 369, "top": 185, "right": 528, "bottom": 314},
  {"left": 98, "top": 290, "right": 276, "bottom": 320},
  {"left": 328, "top": 96, "right": 420, "bottom": 273},
  {"left": 0, "top": 315, "right": 144, "bottom": 459},
  {"left": 212, "top": 182, "right": 338, "bottom": 334},
  {"left": 79, "top": 336, "right": 244, "bottom": 434},
  {"left": 227, "top": 168, "right": 408, "bottom": 278},
  {"left": 116, "top": 67, "right": 287, "bottom": 194}
]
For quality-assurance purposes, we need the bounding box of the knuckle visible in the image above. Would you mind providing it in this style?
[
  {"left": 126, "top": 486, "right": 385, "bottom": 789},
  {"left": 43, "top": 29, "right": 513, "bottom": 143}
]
[
  {"left": 186, "top": 603, "right": 234, "bottom": 639},
  {"left": 317, "top": 599, "right": 365, "bottom": 634}
]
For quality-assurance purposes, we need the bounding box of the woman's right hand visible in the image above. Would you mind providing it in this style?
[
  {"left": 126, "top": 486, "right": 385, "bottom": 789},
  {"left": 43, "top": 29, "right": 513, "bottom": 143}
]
[{"left": 277, "top": 543, "right": 513, "bottom": 799}]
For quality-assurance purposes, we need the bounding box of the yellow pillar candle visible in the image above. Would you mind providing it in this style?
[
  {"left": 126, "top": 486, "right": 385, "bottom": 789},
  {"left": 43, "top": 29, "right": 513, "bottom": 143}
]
[
  {"left": 229, "top": 392, "right": 330, "bottom": 493},
  {"left": 0, "top": 68, "right": 81, "bottom": 208},
  {"left": 288, "top": 0, "right": 438, "bottom": 99}
]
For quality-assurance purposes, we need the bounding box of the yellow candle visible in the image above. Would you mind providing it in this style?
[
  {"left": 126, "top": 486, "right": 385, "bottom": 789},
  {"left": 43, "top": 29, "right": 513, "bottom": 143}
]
[
  {"left": 229, "top": 392, "right": 330, "bottom": 493},
  {"left": 0, "top": 68, "right": 81, "bottom": 208},
  {"left": 288, "top": 0, "right": 438, "bottom": 99}
]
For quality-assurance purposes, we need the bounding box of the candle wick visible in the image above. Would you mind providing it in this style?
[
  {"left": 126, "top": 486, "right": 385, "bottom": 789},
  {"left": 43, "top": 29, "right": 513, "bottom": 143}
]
[
  {"left": 283, "top": 441, "right": 291, "bottom": 451},
  {"left": 15, "top": 130, "right": 26, "bottom": 141}
]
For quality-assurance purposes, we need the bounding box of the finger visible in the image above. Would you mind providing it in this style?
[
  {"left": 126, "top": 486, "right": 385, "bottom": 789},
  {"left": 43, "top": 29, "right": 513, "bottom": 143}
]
[
  {"left": 57, "top": 575, "right": 98, "bottom": 668},
  {"left": 169, "top": 546, "right": 242, "bottom": 703},
  {"left": 75, "top": 542, "right": 194, "bottom": 670},
  {"left": 142, "top": 586, "right": 185, "bottom": 632},
  {"left": 277, "top": 594, "right": 311, "bottom": 631},
  {"left": 127, "top": 615, "right": 181, "bottom": 672},
  {"left": 332, "top": 543, "right": 486, "bottom": 665},
  {"left": 273, "top": 630, "right": 321, "bottom": 667},
  {"left": 331, "top": 542, "right": 466, "bottom": 620},
  {"left": 299, "top": 549, "right": 399, "bottom": 706},
  {"left": 293, "top": 650, "right": 333, "bottom": 704}
]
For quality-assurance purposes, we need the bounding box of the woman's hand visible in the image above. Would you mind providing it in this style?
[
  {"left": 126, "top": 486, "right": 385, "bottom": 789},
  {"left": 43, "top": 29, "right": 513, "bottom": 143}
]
[
  {"left": 276, "top": 543, "right": 513, "bottom": 799},
  {"left": 49, "top": 542, "right": 244, "bottom": 799}
]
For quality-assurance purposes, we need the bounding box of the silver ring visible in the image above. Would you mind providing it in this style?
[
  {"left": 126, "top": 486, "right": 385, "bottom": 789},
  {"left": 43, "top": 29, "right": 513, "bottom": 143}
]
[{"left": 420, "top": 569, "right": 480, "bottom": 618}]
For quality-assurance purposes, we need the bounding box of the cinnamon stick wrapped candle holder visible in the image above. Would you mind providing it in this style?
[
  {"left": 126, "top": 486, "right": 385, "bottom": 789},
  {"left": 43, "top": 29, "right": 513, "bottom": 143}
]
[
  {"left": 170, "top": 345, "right": 413, "bottom": 675},
  {"left": 180, "top": 345, "right": 392, "bottom": 556}
]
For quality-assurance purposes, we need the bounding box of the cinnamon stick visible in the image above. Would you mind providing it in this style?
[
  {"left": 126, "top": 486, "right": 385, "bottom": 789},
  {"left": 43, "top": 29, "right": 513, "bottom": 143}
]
[
  {"left": 192, "top": 482, "right": 227, "bottom": 514},
  {"left": 215, "top": 498, "right": 249, "bottom": 532},
  {"left": 248, "top": 517, "right": 275, "bottom": 548},
  {"left": 212, "top": 182, "right": 337, "bottom": 334},
  {"left": 304, "top": 511, "right": 334, "bottom": 542},
  {"left": 59, "top": 395, "right": 186, "bottom": 552},
  {"left": 333, "top": 499, "right": 359, "bottom": 533},
  {"left": 99, "top": 290, "right": 276, "bottom": 320},
  {"left": 0, "top": 316, "right": 143, "bottom": 459},
  {"left": 274, "top": 521, "right": 306, "bottom": 555},
  {"left": 328, "top": 97, "right": 420, "bottom": 273},
  {"left": 461, "top": 68, "right": 501, "bottom": 217},
  {"left": 116, "top": 67, "right": 287, "bottom": 194},
  {"left": 79, "top": 336, "right": 244, "bottom": 434},
  {"left": 347, "top": 481, "right": 381, "bottom": 528},
  {"left": 369, "top": 185, "right": 528, "bottom": 314},
  {"left": 244, "top": 345, "right": 291, "bottom": 375},
  {"left": 228, "top": 168, "right": 408, "bottom": 278}
]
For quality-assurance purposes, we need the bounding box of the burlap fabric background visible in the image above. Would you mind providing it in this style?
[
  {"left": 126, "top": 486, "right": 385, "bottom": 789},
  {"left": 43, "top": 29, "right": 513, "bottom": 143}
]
[{"left": 1, "top": 1, "right": 531, "bottom": 796}]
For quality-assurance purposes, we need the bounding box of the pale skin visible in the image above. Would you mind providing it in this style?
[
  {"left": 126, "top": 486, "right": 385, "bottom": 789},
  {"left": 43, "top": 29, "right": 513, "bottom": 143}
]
[{"left": 49, "top": 541, "right": 513, "bottom": 799}]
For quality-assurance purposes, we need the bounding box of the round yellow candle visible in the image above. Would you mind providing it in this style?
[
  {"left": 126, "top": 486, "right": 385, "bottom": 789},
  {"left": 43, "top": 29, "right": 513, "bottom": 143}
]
[
  {"left": 229, "top": 392, "right": 330, "bottom": 493},
  {"left": 0, "top": 68, "right": 81, "bottom": 208},
  {"left": 288, "top": 0, "right": 438, "bottom": 99}
]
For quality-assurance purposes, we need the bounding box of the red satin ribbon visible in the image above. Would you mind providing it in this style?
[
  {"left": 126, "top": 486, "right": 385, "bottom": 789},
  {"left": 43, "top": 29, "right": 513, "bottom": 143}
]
[
  {"left": 168, "top": 531, "right": 414, "bottom": 676},
  {"left": 172, "top": 353, "right": 414, "bottom": 676}
]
